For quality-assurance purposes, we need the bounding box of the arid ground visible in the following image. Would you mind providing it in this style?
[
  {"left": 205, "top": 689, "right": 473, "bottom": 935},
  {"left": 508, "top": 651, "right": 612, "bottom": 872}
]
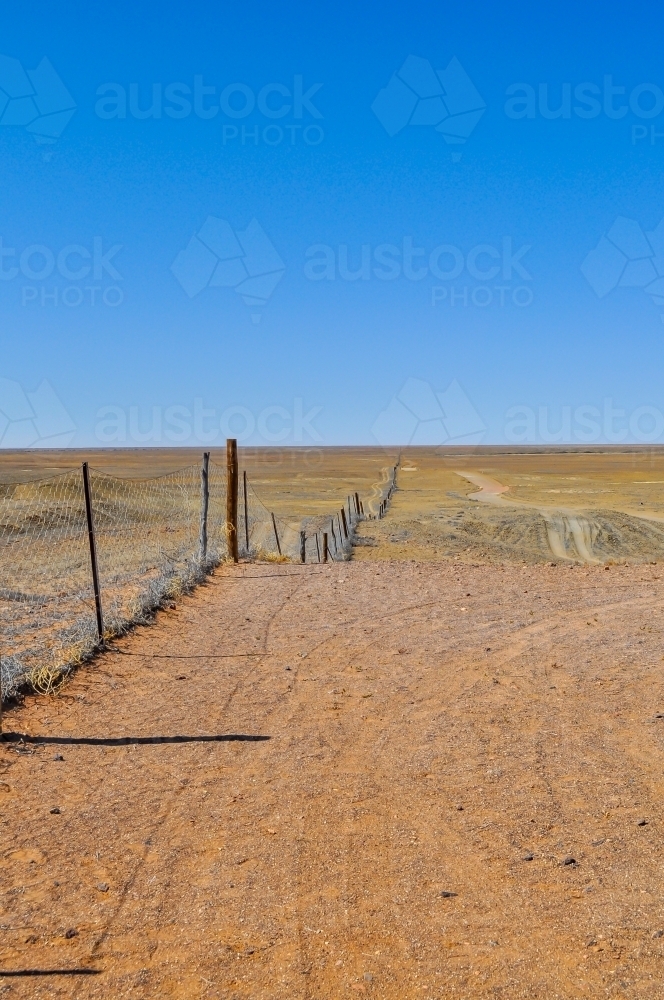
[
  {"left": 2, "top": 447, "right": 664, "bottom": 998},
  {"left": 5, "top": 445, "right": 664, "bottom": 563}
]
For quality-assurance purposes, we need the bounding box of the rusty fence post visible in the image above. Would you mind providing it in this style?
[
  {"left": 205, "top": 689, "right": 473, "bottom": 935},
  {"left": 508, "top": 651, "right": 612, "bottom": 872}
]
[{"left": 226, "top": 438, "right": 239, "bottom": 563}]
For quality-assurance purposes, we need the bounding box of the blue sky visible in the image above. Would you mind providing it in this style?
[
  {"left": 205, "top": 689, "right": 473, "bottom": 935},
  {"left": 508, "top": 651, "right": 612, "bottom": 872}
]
[{"left": 2, "top": 0, "right": 664, "bottom": 448}]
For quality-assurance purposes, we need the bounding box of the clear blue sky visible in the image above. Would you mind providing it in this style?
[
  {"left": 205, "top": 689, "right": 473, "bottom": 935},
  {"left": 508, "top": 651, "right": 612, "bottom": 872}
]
[{"left": 3, "top": 0, "right": 664, "bottom": 448}]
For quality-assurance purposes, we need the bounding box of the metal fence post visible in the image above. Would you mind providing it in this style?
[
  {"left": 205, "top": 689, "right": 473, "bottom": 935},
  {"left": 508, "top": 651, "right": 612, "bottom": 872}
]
[
  {"left": 82, "top": 462, "right": 104, "bottom": 644},
  {"left": 226, "top": 438, "right": 239, "bottom": 563},
  {"left": 271, "top": 512, "right": 282, "bottom": 556},
  {"left": 243, "top": 470, "right": 249, "bottom": 554},
  {"left": 199, "top": 451, "right": 210, "bottom": 564}
]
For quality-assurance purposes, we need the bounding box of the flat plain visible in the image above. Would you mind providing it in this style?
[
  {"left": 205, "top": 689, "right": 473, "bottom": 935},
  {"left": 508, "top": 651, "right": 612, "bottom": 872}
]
[{"left": 2, "top": 446, "right": 664, "bottom": 998}]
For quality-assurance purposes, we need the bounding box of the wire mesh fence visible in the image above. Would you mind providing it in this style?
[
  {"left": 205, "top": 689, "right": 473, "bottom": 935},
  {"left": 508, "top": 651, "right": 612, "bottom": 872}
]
[
  {"left": 0, "top": 462, "right": 228, "bottom": 702},
  {"left": 0, "top": 450, "right": 386, "bottom": 704},
  {"left": 240, "top": 477, "right": 362, "bottom": 562}
]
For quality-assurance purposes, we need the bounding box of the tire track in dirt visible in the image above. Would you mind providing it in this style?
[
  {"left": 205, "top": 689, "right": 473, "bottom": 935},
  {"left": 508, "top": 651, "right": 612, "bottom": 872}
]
[
  {"left": 61, "top": 567, "right": 311, "bottom": 996},
  {"left": 458, "top": 470, "right": 604, "bottom": 563},
  {"left": 4, "top": 561, "right": 664, "bottom": 998}
]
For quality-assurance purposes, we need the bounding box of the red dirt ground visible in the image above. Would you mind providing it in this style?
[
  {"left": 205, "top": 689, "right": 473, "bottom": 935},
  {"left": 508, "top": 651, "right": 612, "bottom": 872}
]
[{"left": 2, "top": 559, "right": 664, "bottom": 999}]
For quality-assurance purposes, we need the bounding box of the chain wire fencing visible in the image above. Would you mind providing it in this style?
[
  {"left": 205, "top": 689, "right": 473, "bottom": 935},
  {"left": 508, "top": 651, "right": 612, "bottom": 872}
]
[
  {"left": 240, "top": 476, "right": 364, "bottom": 562},
  {"left": 1, "top": 454, "right": 390, "bottom": 704},
  {"left": 1, "top": 463, "right": 227, "bottom": 702}
]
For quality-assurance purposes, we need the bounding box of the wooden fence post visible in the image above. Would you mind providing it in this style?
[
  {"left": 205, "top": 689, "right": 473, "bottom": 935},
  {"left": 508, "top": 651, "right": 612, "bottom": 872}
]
[
  {"left": 271, "top": 512, "right": 282, "bottom": 556},
  {"left": 198, "top": 451, "right": 210, "bottom": 564},
  {"left": 82, "top": 462, "right": 104, "bottom": 644},
  {"left": 226, "top": 438, "right": 239, "bottom": 563},
  {"left": 243, "top": 470, "right": 249, "bottom": 554},
  {"left": 340, "top": 507, "right": 348, "bottom": 538},
  {"left": 322, "top": 532, "right": 328, "bottom": 562},
  {"left": 355, "top": 492, "right": 360, "bottom": 516},
  {"left": 300, "top": 530, "right": 306, "bottom": 563},
  {"left": 315, "top": 533, "right": 321, "bottom": 562}
]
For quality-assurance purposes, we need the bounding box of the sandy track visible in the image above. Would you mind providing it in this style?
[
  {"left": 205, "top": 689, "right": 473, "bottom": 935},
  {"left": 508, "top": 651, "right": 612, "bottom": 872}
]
[
  {"left": 2, "top": 560, "right": 664, "bottom": 998},
  {"left": 459, "top": 471, "right": 604, "bottom": 563}
]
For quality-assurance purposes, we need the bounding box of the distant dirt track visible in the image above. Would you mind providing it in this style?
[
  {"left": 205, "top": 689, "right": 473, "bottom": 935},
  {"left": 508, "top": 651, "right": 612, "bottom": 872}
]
[{"left": 2, "top": 559, "right": 664, "bottom": 998}]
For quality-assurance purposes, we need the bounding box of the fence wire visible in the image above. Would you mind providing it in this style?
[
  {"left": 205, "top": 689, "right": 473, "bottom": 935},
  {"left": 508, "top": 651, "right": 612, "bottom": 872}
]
[
  {"left": 1, "top": 458, "right": 372, "bottom": 703},
  {"left": 0, "top": 470, "right": 94, "bottom": 700},
  {"left": 241, "top": 478, "right": 361, "bottom": 563},
  {"left": 0, "top": 463, "right": 229, "bottom": 701}
]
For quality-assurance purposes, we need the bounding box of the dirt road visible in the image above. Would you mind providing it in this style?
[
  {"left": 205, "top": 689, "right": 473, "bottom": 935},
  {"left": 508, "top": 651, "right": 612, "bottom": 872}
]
[
  {"left": 459, "top": 470, "right": 603, "bottom": 563},
  {"left": 2, "top": 560, "right": 664, "bottom": 998}
]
